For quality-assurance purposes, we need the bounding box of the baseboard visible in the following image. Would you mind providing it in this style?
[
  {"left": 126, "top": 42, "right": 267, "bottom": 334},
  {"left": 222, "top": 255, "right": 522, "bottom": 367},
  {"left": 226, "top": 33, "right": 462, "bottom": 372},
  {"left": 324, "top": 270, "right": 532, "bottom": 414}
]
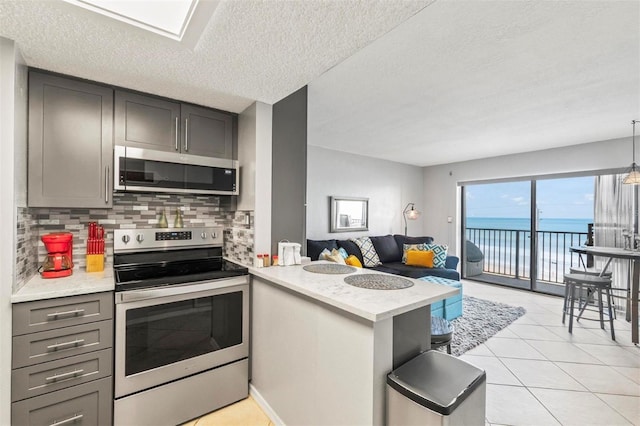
[{"left": 250, "top": 383, "right": 286, "bottom": 426}]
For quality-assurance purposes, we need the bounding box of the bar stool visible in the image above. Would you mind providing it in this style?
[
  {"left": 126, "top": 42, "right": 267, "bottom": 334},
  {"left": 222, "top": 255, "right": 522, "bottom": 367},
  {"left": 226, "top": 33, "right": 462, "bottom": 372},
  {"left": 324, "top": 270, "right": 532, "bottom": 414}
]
[
  {"left": 562, "top": 273, "right": 615, "bottom": 340},
  {"left": 431, "top": 316, "right": 454, "bottom": 354}
]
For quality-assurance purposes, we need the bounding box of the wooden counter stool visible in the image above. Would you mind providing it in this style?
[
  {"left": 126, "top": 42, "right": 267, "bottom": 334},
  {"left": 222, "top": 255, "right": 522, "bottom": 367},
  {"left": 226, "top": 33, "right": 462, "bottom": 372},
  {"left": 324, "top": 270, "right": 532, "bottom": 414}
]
[{"left": 562, "top": 273, "right": 615, "bottom": 340}]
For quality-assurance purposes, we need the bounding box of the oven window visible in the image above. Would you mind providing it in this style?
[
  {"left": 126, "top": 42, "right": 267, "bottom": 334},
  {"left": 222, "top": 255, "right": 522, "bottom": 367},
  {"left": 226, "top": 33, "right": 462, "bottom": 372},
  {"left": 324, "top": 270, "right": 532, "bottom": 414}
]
[{"left": 125, "top": 291, "right": 243, "bottom": 376}]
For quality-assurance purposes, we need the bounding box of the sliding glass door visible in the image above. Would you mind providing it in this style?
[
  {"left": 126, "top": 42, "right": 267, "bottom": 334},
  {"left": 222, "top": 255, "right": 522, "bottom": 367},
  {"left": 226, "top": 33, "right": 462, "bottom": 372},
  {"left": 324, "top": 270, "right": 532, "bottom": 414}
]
[
  {"left": 463, "top": 176, "right": 595, "bottom": 296},
  {"left": 463, "top": 181, "right": 532, "bottom": 290}
]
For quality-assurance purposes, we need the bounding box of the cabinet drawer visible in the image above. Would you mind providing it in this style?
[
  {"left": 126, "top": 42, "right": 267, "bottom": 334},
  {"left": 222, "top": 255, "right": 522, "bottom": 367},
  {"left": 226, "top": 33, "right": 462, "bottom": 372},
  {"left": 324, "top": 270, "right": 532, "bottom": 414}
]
[
  {"left": 12, "top": 377, "right": 112, "bottom": 426},
  {"left": 12, "top": 349, "right": 112, "bottom": 402},
  {"left": 13, "top": 292, "right": 113, "bottom": 336},
  {"left": 13, "top": 321, "right": 113, "bottom": 368}
]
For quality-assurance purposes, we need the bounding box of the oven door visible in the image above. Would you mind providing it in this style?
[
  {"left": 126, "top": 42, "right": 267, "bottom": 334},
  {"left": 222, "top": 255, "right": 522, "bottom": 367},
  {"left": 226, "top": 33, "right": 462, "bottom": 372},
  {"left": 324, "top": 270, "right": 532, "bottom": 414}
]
[{"left": 114, "top": 276, "right": 249, "bottom": 398}]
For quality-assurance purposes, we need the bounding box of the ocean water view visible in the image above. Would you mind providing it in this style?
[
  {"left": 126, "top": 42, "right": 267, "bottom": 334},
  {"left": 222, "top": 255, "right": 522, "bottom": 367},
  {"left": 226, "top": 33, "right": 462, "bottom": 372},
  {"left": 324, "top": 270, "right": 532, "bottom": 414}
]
[
  {"left": 466, "top": 217, "right": 592, "bottom": 233},
  {"left": 465, "top": 217, "right": 594, "bottom": 283}
]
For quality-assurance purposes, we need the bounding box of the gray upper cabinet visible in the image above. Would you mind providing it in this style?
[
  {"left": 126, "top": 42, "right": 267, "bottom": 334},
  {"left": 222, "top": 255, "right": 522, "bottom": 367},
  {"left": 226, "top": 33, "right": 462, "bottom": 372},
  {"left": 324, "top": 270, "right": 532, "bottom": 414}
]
[
  {"left": 181, "top": 103, "right": 233, "bottom": 158},
  {"left": 28, "top": 72, "right": 113, "bottom": 208},
  {"left": 115, "top": 90, "right": 234, "bottom": 159},
  {"left": 115, "top": 90, "right": 180, "bottom": 152}
]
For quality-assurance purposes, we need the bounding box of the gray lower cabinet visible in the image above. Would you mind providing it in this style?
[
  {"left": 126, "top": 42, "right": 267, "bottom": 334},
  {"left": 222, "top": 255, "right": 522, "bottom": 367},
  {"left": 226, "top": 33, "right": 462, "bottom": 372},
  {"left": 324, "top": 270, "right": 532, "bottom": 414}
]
[
  {"left": 12, "top": 292, "right": 114, "bottom": 425},
  {"left": 115, "top": 90, "right": 235, "bottom": 159},
  {"left": 28, "top": 72, "right": 113, "bottom": 208},
  {"left": 12, "top": 377, "right": 112, "bottom": 426}
]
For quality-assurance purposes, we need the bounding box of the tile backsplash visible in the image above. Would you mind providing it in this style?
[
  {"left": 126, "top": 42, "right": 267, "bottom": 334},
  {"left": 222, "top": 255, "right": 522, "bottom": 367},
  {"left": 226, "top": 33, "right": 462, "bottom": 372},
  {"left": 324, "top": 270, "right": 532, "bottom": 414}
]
[{"left": 16, "top": 192, "right": 254, "bottom": 290}]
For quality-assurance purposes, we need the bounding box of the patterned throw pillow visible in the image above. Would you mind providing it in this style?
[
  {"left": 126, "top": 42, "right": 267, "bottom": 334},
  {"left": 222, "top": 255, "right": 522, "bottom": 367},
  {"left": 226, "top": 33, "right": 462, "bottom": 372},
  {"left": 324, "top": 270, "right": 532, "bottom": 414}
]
[
  {"left": 423, "top": 244, "right": 448, "bottom": 268},
  {"left": 351, "top": 237, "right": 382, "bottom": 267},
  {"left": 402, "top": 243, "right": 429, "bottom": 263}
]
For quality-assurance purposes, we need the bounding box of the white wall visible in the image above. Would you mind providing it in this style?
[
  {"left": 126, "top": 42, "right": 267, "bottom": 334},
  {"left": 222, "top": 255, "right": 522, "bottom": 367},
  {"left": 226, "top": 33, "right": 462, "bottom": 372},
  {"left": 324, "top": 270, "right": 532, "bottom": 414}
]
[
  {"left": 306, "top": 145, "right": 424, "bottom": 240},
  {"left": 254, "top": 102, "right": 273, "bottom": 256},
  {"left": 237, "top": 103, "right": 256, "bottom": 211},
  {"left": 423, "top": 137, "right": 631, "bottom": 255},
  {"left": 0, "top": 37, "right": 27, "bottom": 426}
]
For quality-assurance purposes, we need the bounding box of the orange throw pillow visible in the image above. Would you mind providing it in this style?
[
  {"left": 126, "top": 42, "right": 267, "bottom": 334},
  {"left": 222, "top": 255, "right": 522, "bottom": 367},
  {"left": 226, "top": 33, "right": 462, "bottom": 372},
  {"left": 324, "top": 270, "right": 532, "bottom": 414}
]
[
  {"left": 405, "top": 250, "right": 434, "bottom": 268},
  {"left": 345, "top": 255, "right": 363, "bottom": 268}
]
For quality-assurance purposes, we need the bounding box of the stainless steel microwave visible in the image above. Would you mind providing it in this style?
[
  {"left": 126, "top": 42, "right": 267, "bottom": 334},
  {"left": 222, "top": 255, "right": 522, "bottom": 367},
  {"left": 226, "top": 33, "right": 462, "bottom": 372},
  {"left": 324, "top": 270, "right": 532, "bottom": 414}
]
[{"left": 114, "top": 145, "right": 238, "bottom": 195}]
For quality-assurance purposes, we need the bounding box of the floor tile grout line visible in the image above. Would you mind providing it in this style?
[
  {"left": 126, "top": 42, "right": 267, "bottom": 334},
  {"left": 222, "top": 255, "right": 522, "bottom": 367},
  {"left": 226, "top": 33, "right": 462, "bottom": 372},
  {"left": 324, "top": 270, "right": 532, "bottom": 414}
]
[{"left": 592, "top": 392, "right": 639, "bottom": 425}]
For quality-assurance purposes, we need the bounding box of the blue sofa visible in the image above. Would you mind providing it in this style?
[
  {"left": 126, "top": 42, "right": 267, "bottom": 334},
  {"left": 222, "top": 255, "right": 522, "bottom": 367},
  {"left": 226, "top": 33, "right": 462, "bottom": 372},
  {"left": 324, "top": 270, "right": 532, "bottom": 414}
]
[{"left": 307, "top": 234, "right": 460, "bottom": 281}]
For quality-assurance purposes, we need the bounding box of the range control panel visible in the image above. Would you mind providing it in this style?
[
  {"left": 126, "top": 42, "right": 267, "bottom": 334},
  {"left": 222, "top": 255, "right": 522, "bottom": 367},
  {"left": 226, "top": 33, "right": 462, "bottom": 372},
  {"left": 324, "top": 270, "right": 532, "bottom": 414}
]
[
  {"left": 114, "top": 227, "right": 223, "bottom": 253},
  {"left": 156, "top": 231, "right": 192, "bottom": 241}
]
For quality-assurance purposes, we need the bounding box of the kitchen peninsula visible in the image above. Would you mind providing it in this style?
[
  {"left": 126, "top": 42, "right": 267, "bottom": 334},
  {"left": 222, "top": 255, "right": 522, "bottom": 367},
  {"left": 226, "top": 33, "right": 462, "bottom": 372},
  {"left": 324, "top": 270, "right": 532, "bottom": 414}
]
[{"left": 249, "top": 262, "right": 458, "bottom": 426}]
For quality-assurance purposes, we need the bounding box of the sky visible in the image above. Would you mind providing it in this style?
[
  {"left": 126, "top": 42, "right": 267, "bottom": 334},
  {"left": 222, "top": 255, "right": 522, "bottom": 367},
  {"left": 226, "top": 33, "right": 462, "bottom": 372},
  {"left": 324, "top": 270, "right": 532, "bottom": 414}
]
[{"left": 465, "top": 176, "right": 595, "bottom": 219}]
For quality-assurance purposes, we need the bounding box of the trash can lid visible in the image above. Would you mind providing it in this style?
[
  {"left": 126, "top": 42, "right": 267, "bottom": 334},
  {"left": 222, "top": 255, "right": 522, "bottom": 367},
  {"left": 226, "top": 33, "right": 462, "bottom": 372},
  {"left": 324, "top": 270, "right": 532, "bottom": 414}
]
[{"left": 387, "top": 351, "right": 486, "bottom": 416}]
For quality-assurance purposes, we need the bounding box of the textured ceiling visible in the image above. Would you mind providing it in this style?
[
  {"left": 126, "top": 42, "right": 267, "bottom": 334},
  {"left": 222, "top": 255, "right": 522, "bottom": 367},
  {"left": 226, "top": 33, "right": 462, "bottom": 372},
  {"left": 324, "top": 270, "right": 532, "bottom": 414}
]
[
  {"left": 1, "top": 0, "right": 638, "bottom": 167},
  {"left": 309, "top": 0, "right": 640, "bottom": 166},
  {"left": 0, "top": 0, "right": 430, "bottom": 112}
]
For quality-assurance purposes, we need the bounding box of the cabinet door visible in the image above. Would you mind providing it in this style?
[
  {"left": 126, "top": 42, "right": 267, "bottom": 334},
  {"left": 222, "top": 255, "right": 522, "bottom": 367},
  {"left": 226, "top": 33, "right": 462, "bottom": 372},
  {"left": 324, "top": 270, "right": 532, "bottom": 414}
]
[
  {"left": 12, "top": 377, "right": 112, "bottom": 426},
  {"left": 181, "top": 103, "right": 233, "bottom": 158},
  {"left": 115, "top": 90, "right": 180, "bottom": 152},
  {"left": 28, "top": 72, "right": 113, "bottom": 208}
]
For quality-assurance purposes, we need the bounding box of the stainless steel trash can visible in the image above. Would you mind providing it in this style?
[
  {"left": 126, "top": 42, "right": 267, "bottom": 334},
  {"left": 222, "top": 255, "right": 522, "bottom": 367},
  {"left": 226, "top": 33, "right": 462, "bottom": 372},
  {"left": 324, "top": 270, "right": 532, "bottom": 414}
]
[{"left": 387, "top": 351, "right": 486, "bottom": 425}]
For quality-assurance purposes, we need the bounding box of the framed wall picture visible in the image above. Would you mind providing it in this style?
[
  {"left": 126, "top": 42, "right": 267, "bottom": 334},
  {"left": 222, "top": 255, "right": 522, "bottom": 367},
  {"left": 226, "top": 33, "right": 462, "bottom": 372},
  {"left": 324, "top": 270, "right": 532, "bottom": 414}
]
[{"left": 330, "top": 196, "right": 369, "bottom": 232}]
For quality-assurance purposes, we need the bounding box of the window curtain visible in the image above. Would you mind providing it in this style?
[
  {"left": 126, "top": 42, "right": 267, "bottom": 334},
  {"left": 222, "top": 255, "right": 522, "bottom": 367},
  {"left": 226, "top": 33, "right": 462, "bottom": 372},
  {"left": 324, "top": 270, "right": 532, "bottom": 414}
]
[{"left": 593, "top": 174, "right": 636, "bottom": 311}]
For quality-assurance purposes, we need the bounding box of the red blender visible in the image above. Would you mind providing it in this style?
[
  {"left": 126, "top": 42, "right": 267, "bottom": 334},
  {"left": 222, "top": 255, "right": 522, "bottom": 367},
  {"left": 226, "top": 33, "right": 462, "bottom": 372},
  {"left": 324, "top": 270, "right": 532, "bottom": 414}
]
[{"left": 40, "top": 232, "right": 74, "bottom": 278}]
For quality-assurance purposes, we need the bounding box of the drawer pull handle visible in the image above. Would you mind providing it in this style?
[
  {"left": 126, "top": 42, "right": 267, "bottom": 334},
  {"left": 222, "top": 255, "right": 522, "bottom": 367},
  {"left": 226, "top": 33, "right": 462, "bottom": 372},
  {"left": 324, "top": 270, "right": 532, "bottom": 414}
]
[
  {"left": 49, "top": 414, "right": 83, "bottom": 426},
  {"left": 45, "top": 369, "right": 84, "bottom": 382},
  {"left": 47, "top": 309, "right": 85, "bottom": 319},
  {"left": 47, "top": 339, "right": 85, "bottom": 351}
]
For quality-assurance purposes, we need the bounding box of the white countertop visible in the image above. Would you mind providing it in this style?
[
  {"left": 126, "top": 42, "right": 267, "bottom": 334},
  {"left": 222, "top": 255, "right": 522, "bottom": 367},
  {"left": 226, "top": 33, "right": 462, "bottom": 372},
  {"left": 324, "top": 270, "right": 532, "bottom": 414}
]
[
  {"left": 249, "top": 261, "right": 459, "bottom": 322},
  {"left": 12, "top": 266, "right": 115, "bottom": 303}
]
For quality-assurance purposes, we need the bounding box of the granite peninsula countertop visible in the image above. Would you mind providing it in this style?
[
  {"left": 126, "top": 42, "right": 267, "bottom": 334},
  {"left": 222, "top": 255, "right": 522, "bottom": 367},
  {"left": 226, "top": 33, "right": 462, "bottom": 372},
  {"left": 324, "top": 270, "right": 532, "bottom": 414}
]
[
  {"left": 12, "top": 266, "right": 115, "bottom": 303},
  {"left": 249, "top": 261, "right": 459, "bottom": 322}
]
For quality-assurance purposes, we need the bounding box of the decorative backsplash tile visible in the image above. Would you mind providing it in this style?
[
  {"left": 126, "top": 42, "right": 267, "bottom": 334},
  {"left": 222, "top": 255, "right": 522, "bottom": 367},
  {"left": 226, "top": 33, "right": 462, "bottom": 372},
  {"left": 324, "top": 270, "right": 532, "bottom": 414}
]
[
  {"left": 16, "top": 207, "right": 38, "bottom": 291},
  {"left": 225, "top": 211, "right": 255, "bottom": 266},
  {"left": 16, "top": 192, "right": 255, "bottom": 284}
]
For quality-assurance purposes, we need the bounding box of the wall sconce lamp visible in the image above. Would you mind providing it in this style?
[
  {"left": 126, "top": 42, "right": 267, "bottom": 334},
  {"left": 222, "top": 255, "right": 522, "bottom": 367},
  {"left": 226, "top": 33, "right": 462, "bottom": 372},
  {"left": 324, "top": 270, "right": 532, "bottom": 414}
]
[
  {"left": 623, "top": 119, "right": 640, "bottom": 184},
  {"left": 403, "top": 203, "right": 421, "bottom": 236}
]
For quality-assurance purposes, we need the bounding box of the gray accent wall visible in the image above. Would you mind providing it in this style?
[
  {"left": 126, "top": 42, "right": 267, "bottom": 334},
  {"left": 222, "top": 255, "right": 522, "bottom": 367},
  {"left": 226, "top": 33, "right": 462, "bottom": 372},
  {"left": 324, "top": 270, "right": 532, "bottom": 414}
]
[
  {"left": 306, "top": 146, "right": 425, "bottom": 241},
  {"left": 271, "top": 87, "right": 307, "bottom": 255}
]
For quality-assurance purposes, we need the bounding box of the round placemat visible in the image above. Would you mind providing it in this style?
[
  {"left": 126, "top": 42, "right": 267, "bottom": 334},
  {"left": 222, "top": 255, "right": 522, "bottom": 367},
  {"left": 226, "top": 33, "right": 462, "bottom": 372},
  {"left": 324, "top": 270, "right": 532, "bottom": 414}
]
[
  {"left": 344, "top": 274, "right": 414, "bottom": 290},
  {"left": 303, "top": 264, "right": 357, "bottom": 274}
]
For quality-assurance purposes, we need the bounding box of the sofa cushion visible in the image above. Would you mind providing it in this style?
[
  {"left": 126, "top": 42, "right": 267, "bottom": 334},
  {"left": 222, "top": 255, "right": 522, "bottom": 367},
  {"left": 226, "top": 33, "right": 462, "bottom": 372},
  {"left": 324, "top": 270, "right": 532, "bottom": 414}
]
[
  {"left": 337, "top": 239, "right": 365, "bottom": 265},
  {"left": 380, "top": 262, "right": 461, "bottom": 281},
  {"left": 393, "top": 234, "right": 434, "bottom": 253},
  {"left": 307, "top": 239, "right": 338, "bottom": 261},
  {"left": 370, "top": 235, "right": 402, "bottom": 263}
]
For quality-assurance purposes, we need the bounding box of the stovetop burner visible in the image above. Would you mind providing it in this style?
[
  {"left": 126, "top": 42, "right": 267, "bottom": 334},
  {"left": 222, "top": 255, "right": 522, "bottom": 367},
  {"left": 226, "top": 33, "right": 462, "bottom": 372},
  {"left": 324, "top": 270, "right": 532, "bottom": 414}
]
[{"left": 113, "top": 227, "right": 248, "bottom": 292}]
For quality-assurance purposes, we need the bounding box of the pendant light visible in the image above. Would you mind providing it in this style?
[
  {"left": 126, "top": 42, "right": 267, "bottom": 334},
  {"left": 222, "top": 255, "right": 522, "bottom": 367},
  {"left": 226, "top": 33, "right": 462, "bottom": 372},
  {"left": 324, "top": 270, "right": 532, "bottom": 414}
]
[{"left": 623, "top": 120, "right": 640, "bottom": 184}]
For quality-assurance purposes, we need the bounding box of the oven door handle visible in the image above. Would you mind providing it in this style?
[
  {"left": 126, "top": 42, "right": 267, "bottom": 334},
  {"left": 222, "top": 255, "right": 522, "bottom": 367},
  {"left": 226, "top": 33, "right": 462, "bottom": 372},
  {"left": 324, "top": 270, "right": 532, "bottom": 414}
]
[{"left": 115, "top": 276, "right": 248, "bottom": 303}]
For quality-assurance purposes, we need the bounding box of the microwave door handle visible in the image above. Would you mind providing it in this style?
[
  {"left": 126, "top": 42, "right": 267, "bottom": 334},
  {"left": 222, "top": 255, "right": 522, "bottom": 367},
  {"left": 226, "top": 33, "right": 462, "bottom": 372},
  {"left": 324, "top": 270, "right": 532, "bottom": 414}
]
[{"left": 175, "top": 117, "right": 179, "bottom": 151}]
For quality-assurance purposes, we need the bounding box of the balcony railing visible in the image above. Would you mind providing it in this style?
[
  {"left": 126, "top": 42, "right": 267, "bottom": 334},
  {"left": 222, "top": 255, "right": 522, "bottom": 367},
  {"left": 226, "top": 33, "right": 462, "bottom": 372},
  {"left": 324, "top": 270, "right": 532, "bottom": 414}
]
[{"left": 466, "top": 227, "right": 589, "bottom": 284}]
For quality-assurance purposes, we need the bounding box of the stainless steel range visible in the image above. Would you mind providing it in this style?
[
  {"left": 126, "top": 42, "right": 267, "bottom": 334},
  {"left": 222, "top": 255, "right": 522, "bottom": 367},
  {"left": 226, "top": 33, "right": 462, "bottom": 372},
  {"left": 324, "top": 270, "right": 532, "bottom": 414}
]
[{"left": 112, "top": 227, "right": 249, "bottom": 426}]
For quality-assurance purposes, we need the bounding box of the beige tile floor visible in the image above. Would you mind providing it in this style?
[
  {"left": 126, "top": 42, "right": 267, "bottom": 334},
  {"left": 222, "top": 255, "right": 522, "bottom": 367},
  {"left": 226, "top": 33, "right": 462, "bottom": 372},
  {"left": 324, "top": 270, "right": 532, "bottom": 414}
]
[{"left": 186, "top": 280, "right": 639, "bottom": 425}]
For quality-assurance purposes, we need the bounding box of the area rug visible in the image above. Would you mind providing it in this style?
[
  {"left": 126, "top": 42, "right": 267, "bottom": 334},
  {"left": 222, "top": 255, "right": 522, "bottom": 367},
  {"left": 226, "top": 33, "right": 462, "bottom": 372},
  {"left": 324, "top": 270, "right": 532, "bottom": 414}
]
[{"left": 444, "top": 295, "right": 526, "bottom": 356}]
